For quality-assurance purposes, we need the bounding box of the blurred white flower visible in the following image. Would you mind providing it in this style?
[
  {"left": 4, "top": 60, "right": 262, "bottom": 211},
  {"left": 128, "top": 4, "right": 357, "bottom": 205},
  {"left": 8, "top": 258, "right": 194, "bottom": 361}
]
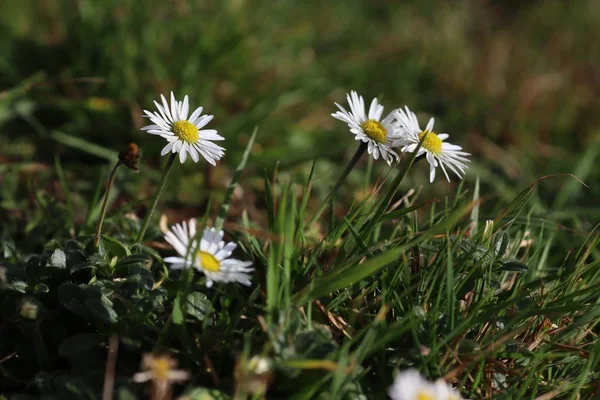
[
  {"left": 388, "top": 369, "right": 464, "bottom": 400},
  {"left": 434, "top": 378, "right": 464, "bottom": 400},
  {"left": 394, "top": 106, "right": 470, "bottom": 182},
  {"left": 142, "top": 92, "right": 225, "bottom": 165},
  {"left": 133, "top": 353, "right": 189, "bottom": 400},
  {"left": 332, "top": 90, "right": 402, "bottom": 165},
  {"left": 389, "top": 369, "right": 438, "bottom": 400},
  {"left": 164, "top": 218, "right": 254, "bottom": 287}
]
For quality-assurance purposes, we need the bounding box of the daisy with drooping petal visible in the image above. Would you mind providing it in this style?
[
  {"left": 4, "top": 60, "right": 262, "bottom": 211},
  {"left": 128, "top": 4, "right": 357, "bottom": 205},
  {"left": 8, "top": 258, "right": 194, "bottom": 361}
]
[
  {"left": 332, "top": 90, "right": 402, "bottom": 165},
  {"left": 434, "top": 379, "right": 464, "bottom": 400},
  {"left": 393, "top": 106, "right": 470, "bottom": 182},
  {"left": 163, "top": 218, "right": 254, "bottom": 287},
  {"left": 142, "top": 92, "right": 225, "bottom": 165},
  {"left": 388, "top": 369, "right": 464, "bottom": 400}
]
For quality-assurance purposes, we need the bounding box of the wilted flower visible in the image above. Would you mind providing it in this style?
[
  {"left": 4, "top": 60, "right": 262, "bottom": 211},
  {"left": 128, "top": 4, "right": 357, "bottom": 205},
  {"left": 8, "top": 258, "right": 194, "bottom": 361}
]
[
  {"left": 142, "top": 92, "right": 225, "bottom": 165},
  {"left": 332, "top": 90, "right": 403, "bottom": 165},
  {"left": 119, "top": 142, "right": 140, "bottom": 171},
  {"left": 393, "top": 106, "right": 470, "bottom": 182},
  {"left": 133, "top": 353, "right": 190, "bottom": 400},
  {"left": 164, "top": 218, "right": 254, "bottom": 287}
]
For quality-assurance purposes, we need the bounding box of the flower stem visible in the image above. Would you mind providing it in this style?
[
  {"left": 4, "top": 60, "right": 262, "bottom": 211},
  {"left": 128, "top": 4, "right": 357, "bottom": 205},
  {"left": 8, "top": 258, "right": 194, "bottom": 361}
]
[
  {"left": 31, "top": 322, "right": 49, "bottom": 368},
  {"left": 93, "top": 161, "right": 122, "bottom": 248},
  {"left": 154, "top": 268, "right": 194, "bottom": 352},
  {"left": 101, "top": 334, "right": 119, "bottom": 400},
  {"left": 308, "top": 142, "right": 367, "bottom": 226},
  {"left": 136, "top": 152, "right": 177, "bottom": 244}
]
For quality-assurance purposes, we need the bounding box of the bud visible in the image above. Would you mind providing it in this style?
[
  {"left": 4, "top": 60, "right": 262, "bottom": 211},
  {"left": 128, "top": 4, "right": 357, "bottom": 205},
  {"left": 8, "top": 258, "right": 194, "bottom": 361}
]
[
  {"left": 20, "top": 299, "right": 39, "bottom": 320},
  {"left": 482, "top": 219, "right": 494, "bottom": 241},
  {"left": 119, "top": 142, "right": 140, "bottom": 171}
]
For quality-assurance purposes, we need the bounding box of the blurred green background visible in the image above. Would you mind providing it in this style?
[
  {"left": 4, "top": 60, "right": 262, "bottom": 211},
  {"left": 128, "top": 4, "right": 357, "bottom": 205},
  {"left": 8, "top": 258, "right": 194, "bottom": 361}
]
[{"left": 1, "top": 0, "right": 599, "bottom": 248}]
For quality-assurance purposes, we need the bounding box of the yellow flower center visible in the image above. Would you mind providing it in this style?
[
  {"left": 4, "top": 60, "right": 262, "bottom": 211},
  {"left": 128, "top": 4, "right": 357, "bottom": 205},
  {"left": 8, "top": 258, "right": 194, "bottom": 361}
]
[
  {"left": 197, "top": 251, "right": 220, "bottom": 272},
  {"left": 418, "top": 131, "right": 443, "bottom": 155},
  {"left": 416, "top": 390, "right": 435, "bottom": 400},
  {"left": 360, "top": 119, "right": 387, "bottom": 144},
  {"left": 172, "top": 120, "right": 199, "bottom": 144},
  {"left": 151, "top": 358, "right": 171, "bottom": 381}
]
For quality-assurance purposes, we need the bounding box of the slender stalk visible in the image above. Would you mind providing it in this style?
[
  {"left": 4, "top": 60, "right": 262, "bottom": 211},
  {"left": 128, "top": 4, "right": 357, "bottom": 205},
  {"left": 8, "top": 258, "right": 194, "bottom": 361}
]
[
  {"left": 93, "top": 162, "right": 122, "bottom": 248},
  {"left": 31, "top": 322, "right": 49, "bottom": 368},
  {"left": 102, "top": 334, "right": 119, "bottom": 400},
  {"left": 307, "top": 142, "right": 367, "bottom": 226},
  {"left": 136, "top": 153, "right": 177, "bottom": 243}
]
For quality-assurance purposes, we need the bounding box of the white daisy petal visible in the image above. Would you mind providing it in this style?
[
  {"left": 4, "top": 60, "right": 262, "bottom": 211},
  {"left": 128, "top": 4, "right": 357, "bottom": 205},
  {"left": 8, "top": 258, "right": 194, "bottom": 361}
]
[
  {"left": 160, "top": 94, "right": 173, "bottom": 122},
  {"left": 188, "top": 145, "right": 199, "bottom": 163},
  {"left": 170, "top": 92, "right": 178, "bottom": 121},
  {"left": 425, "top": 117, "right": 435, "bottom": 132},
  {"left": 188, "top": 106, "right": 204, "bottom": 124},
  {"left": 430, "top": 163, "right": 436, "bottom": 182},
  {"left": 200, "top": 130, "right": 225, "bottom": 141},
  {"left": 194, "top": 114, "right": 214, "bottom": 129},
  {"left": 163, "top": 256, "right": 186, "bottom": 264},
  {"left": 181, "top": 95, "right": 189, "bottom": 120},
  {"left": 161, "top": 141, "right": 177, "bottom": 156},
  {"left": 179, "top": 144, "right": 187, "bottom": 163}
]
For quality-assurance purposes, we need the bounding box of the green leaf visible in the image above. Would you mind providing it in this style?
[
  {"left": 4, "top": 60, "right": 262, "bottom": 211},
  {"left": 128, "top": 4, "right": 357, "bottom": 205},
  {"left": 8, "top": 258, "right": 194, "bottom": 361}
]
[
  {"left": 185, "top": 292, "right": 213, "bottom": 321},
  {"left": 6, "top": 280, "right": 28, "bottom": 293},
  {"left": 182, "top": 388, "right": 231, "bottom": 400},
  {"left": 47, "top": 248, "right": 67, "bottom": 268},
  {"left": 380, "top": 201, "right": 436, "bottom": 222},
  {"left": 58, "top": 283, "right": 109, "bottom": 321},
  {"left": 85, "top": 297, "right": 118, "bottom": 324},
  {"left": 114, "top": 254, "right": 151, "bottom": 267},
  {"left": 113, "top": 264, "right": 154, "bottom": 291},
  {"left": 117, "top": 388, "right": 138, "bottom": 400},
  {"left": 131, "top": 243, "right": 163, "bottom": 262},
  {"left": 65, "top": 249, "right": 88, "bottom": 271},
  {"left": 50, "top": 130, "right": 119, "bottom": 162},
  {"left": 58, "top": 334, "right": 102, "bottom": 358},
  {"left": 34, "top": 283, "right": 49, "bottom": 294},
  {"left": 494, "top": 231, "right": 510, "bottom": 257},
  {"left": 172, "top": 293, "right": 184, "bottom": 325},
  {"left": 100, "top": 235, "right": 131, "bottom": 258},
  {"left": 496, "top": 261, "right": 528, "bottom": 273}
]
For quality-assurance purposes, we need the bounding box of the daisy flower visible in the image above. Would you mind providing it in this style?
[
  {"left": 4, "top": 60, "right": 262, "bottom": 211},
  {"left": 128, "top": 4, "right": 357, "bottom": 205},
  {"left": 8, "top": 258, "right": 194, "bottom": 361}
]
[
  {"left": 389, "top": 369, "right": 464, "bottom": 400},
  {"left": 332, "top": 90, "right": 402, "bottom": 165},
  {"left": 388, "top": 369, "right": 439, "bottom": 400},
  {"left": 142, "top": 92, "right": 225, "bottom": 165},
  {"left": 132, "top": 353, "right": 189, "bottom": 400},
  {"left": 393, "top": 106, "right": 470, "bottom": 182},
  {"left": 163, "top": 218, "right": 254, "bottom": 287}
]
